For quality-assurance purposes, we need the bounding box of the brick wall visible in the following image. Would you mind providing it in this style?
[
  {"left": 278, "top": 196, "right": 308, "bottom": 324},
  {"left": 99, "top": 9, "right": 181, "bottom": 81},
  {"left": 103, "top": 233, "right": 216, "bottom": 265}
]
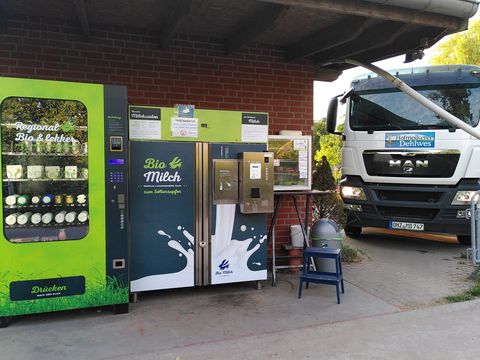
[{"left": 0, "top": 15, "right": 316, "bottom": 257}]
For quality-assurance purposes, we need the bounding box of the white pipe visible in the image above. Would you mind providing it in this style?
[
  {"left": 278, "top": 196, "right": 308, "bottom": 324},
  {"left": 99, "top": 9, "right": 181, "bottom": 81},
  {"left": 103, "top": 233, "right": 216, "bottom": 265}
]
[{"left": 344, "top": 58, "right": 480, "bottom": 140}]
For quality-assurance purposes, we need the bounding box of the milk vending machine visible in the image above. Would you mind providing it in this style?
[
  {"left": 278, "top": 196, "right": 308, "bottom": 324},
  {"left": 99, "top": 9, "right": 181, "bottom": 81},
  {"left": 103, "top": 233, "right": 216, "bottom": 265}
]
[
  {"left": 0, "top": 77, "right": 129, "bottom": 327},
  {"left": 129, "top": 106, "right": 274, "bottom": 292}
]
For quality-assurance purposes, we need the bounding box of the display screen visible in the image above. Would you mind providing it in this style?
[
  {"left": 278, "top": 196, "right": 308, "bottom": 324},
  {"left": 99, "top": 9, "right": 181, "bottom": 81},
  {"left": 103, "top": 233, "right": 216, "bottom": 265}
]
[{"left": 1, "top": 97, "right": 89, "bottom": 243}]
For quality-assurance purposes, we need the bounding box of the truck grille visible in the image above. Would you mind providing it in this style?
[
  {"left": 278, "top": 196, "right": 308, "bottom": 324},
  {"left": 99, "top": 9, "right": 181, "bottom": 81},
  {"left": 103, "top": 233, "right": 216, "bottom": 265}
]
[
  {"left": 377, "top": 206, "right": 439, "bottom": 221},
  {"left": 376, "top": 190, "right": 442, "bottom": 203},
  {"left": 363, "top": 150, "right": 460, "bottom": 177}
]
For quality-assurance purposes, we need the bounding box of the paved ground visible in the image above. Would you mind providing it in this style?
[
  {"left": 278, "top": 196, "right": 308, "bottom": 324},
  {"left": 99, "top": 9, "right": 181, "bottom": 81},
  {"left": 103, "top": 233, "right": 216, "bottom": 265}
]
[
  {"left": 343, "top": 228, "right": 475, "bottom": 309},
  {"left": 1, "top": 228, "right": 478, "bottom": 359}
]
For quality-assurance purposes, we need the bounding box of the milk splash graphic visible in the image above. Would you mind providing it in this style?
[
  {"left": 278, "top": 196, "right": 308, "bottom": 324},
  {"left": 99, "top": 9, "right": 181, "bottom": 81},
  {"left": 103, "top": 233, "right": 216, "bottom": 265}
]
[
  {"left": 131, "top": 204, "right": 266, "bottom": 291},
  {"left": 211, "top": 204, "right": 266, "bottom": 284},
  {"left": 130, "top": 227, "right": 195, "bottom": 292}
]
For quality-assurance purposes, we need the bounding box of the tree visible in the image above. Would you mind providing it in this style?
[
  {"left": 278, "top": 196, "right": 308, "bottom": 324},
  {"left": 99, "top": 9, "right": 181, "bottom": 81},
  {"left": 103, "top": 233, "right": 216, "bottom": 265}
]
[
  {"left": 312, "top": 156, "right": 346, "bottom": 227},
  {"left": 312, "top": 119, "right": 343, "bottom": 167},
  {"left": 312, "top": 119, "right": 343, "bottom": 183},
  {"left": 312, "top": 155, "right": 336, "bottom": 191},
  {"left": 430, "top": 17, "right": 480, "bottom": 65}
]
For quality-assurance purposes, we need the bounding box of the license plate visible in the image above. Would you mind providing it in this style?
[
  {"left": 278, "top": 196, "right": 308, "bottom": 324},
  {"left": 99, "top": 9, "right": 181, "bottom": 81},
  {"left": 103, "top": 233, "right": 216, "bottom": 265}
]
[{"left": 389, "top": 221, "right": 424, "bottom": 231}]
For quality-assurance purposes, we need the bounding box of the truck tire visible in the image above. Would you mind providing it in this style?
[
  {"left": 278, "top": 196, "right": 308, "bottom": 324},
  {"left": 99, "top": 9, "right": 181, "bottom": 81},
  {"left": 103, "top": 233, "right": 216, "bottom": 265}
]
[
  {"left": 345, "top": 226, "right": 362, "bottom": 237},
  {"left": 457, "top": 235, "right": 471, "bottom": 246}
]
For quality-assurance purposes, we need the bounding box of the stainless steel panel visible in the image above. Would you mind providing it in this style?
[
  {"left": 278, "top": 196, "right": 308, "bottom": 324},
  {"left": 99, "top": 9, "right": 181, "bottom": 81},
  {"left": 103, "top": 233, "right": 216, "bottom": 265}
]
[
  {"left": 195, "top": 143, "right": 203, "bottom": 286},
  {"left": 239, "top": 152, "right": 274, "bottom": 214},
  {"left": 213, "top": 159, "right": 239, "bottom": 204},
  {"left": 202, "top": 143, "right": 211, "bottom": 285}
]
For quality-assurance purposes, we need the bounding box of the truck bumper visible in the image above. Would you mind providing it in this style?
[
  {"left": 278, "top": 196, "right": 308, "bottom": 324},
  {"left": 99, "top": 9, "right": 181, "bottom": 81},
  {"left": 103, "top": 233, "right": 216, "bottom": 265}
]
[{"left": 341, "top": 176, "right": 479, "bottom": 236}]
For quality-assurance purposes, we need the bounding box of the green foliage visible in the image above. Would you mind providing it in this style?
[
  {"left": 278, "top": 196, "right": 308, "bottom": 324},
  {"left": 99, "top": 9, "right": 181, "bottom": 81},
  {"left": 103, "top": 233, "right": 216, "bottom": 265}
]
[
  {"left": 312, "top": 119, "right": 327, "bottom": 154},
  {"left": 313, "top": 155, "right": 336, "bottom": 191},
  {"left": 445, "top": 275, "right": 480, "bottom": 303},
  {"left": 445, "top": 293, "right": 475, "bottom": 303},
  {"left": 312, "top": 156, "right": 346, "bottom": 227},
  {"left": 312, "top": 119, "right": 343, "bottom": 183},
  {"left": 430, "top": 18, "right": 480, "bottom": 65},
  {"left": 314, "top": 134, "right": 342, "bottom": 168},
  {"left": 341, "top": 244, "right": 366, "bottom": 263},
  {"left": 312, "top": 119, "right": 343, "bottom": 168}
]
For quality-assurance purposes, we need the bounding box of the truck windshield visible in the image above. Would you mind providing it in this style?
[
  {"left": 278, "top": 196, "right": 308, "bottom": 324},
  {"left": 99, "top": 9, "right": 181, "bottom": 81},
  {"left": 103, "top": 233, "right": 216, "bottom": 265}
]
[{"left": 350, "top": 85, "right": 480, "bottom": 131}]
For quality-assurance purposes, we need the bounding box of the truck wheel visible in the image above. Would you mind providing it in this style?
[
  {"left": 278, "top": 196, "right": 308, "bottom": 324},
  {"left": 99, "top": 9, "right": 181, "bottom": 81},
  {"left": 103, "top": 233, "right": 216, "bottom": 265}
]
[
  {"left": 457, "top": 235, "right": 471, "bottom": 246},
  {"left": 345, "top": 226, "right": 362, "bottom": 237}
]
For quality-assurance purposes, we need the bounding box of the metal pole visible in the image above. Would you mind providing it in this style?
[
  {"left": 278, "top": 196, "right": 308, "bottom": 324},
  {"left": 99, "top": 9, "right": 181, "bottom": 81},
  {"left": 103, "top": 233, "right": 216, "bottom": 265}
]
[
  {"left": 343, "top": 59, "right": 480, "bottom": 140},
  {"left": 471, "top": 192, "right": 478, "bottom": 265},
  {"left": 473, "top": 191, "right": 480, "bottom": 265}
]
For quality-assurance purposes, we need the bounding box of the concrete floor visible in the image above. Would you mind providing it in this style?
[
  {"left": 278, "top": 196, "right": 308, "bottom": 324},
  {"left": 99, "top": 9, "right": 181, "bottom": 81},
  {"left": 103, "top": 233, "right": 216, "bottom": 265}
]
[
  {"left": 1, "top": 229, "right": 478, "bottom": 360},
  {"left": 344, "top": 228, "right": 474, "bottom": 309}
]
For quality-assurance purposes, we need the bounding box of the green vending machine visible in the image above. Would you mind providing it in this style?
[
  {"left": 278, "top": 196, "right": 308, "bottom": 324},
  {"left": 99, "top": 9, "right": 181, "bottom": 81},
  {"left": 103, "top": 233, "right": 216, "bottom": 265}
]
[{"left": 0, "top": 77, "right": 129, "bottom": 327}]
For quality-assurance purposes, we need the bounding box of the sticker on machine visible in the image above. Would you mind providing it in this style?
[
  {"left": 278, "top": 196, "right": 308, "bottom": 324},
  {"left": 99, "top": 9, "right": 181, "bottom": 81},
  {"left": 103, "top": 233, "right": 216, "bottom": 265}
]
[
  {"left": 241, "top": 113, "right": 268, "bottom": 143},
  {"left": 9, "top": 276, "right": 85, "bottom": 301},
  {"left": 129, "top": 106, "right": 161, "bottom": 140},
  {"left": 385, "top": 132, "right": 435, "bottom": 148},
  {"left": 249, "top": 162, "right": 262, "bottom": 179}
]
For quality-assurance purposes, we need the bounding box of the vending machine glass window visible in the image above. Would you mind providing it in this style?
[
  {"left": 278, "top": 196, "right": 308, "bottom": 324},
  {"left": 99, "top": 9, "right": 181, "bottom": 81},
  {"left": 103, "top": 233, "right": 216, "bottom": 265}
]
[
  {"left": 268, "top": 135, "right": 312, "bottom": 191},
  {"left": 1, "top": 97, "right": 89, "bottom": 243}
]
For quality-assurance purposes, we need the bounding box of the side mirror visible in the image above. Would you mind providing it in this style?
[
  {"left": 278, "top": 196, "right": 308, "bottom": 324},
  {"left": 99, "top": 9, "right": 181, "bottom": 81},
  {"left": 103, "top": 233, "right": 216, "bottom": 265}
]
[{"left": 326, "top": 97, "right": 338, "bottom": 134}]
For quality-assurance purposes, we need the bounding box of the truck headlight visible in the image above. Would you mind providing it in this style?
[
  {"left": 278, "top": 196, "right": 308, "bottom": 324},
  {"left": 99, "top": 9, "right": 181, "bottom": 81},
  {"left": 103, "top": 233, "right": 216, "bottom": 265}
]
[
  {"left": 341, "top": 186, "right": 366, "bottom": 200},
  {"left": 451, "top": 191, "right": 478, "bottom": 205}
]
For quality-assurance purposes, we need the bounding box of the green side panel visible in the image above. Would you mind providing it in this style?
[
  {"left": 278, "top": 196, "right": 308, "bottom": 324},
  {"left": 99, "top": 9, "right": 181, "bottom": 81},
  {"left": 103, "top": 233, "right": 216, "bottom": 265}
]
[
  {"left": 0, "top": 77, "right": 122, "bottom": 317},
  {"left": 160, "top": 107, "right": 268, "bottom": 143}
]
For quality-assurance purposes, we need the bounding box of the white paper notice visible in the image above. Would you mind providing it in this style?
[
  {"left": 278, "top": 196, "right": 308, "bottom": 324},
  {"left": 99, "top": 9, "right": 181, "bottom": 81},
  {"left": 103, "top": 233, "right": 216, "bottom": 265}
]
[
  {"left": 171, "top": 117, "right": 199, "bottom": 138},
  {"left": 250, "top": 163, "right": 262, "bottom": 180},
  {"left": 294, "top": 139, "right": 308, "bottom": 151},
  {"left": 129, "top": 120, "right": 161, "bottom": 140},
  {"left": 242, "top": 124, "right": 268, "bottom": 143},
  {"left": 273, "top": 159, "right": 280, "bottom": 167},
  {"left": 298, "top": 150, "right": 308, "bottom": 179}
]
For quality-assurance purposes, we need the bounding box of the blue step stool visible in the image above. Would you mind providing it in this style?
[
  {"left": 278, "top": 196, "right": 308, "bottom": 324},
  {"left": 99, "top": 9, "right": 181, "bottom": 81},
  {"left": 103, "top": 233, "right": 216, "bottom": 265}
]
[{"left": 298, "top": 247, "right": 344, "bottom": 304}]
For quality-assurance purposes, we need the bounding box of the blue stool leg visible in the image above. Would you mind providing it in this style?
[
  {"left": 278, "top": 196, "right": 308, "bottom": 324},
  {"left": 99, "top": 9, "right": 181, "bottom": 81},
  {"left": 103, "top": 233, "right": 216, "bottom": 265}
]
[
  {"left": 298, "top": 280, "right": 303, "bottom": 299},
  {"left": 339, "top": 256, "right": 344, "bottom": 293},
  {"left": 336, "top": 283, "right": 340, "bottom": 304}
]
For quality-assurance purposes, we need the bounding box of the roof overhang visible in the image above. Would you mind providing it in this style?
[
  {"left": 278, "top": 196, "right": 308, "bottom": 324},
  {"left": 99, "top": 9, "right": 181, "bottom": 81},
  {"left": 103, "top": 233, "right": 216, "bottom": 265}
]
[{"left": 0, "top": 0, "right": 478, "bottom": 81}]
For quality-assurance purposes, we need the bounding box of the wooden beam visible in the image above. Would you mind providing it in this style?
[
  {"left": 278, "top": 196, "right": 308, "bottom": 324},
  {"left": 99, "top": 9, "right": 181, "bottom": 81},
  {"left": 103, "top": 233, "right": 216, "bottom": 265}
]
[
  {"left": 159, "top": 0, "right": 193, "bottom": 49},
  {"left": 72, "top": 0, "right": 90, "bottom": 37},
  {"left": 286, "top": 17, "right": 371, "bottom": 62},
  {"left": 352, "top": 27, "right": 446, "bottom": 64},
  {"left": 227, "top": 4, "right": 289, "bottom": 54},
  {"left": 256, "top": 0, "right": 466, "bottom": 30},
  {"left": 0, "top": 5, "right": 7, "bottom": 33},
  {"left": 313, "top": 22, "right": 410, "bottom": 65}
]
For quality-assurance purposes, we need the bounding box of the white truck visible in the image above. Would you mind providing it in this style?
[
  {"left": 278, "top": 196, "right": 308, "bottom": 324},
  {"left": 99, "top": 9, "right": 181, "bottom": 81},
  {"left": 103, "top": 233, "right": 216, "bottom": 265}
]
[{"left": 326, "top": 65, "right": 480, "bottom": 244}]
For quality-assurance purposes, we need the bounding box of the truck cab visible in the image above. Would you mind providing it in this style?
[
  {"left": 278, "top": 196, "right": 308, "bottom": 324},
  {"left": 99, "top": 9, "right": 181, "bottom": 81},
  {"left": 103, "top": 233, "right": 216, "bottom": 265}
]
[{"left": 327, "top": 65, "right": 480, "bottom": 244}]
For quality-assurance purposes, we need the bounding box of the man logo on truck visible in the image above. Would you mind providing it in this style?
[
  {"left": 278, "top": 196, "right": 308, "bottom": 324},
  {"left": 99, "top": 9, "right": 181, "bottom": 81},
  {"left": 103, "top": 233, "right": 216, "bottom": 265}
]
[{"left": 389, "top": 160, "right": 429, "bottom": 174}]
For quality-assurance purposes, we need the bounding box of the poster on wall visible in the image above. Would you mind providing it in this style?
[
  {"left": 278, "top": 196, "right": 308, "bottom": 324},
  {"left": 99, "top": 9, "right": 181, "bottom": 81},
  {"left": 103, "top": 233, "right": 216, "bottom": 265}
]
[
  {"left": 171, "top": 117, "right": 199, "bottom": 138},
  {"left": 128, "top": 106, "right": 161, "bottom": 140},
  {"left": 241, "top": 113, "right": 268, "bottom": 143}
]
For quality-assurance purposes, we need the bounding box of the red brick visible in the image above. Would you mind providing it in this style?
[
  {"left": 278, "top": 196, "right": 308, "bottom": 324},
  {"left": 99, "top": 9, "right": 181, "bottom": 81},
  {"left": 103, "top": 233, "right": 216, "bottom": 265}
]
[{"left": 0, "top": 16, "right": 316, "bottom": 253}]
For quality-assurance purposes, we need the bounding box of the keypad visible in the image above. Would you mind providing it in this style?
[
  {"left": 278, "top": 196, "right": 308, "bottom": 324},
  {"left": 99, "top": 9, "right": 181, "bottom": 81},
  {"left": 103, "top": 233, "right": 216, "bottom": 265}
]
[{"left": 109, "top": 171, "right": 125, "bottom": 183}]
